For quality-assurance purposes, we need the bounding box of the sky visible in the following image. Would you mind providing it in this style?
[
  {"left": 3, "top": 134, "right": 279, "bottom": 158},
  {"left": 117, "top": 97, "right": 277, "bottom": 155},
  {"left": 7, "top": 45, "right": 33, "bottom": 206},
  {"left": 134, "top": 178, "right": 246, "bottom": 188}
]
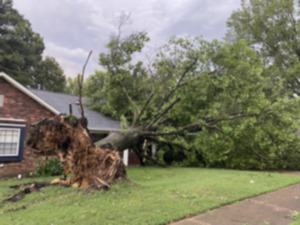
[{"left": 13, "top": 0, "right": 241, "bottom": 78}]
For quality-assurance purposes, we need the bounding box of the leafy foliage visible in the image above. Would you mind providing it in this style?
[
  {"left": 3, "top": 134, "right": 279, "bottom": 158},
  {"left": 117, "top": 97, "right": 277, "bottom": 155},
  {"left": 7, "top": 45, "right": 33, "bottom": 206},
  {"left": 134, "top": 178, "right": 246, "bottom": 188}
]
[
  {"left": 33, "top": 56, "right": 66, "bottom": 92},
  {"left": 226, "top": 0, "right": 300, "bottom": 96},
  {"left": 86, "top": 9, "right": 300, "bottom": 169},
  {"left": 34, "top": 158, "right": 64, "bottom": 177},
  {"left": 64, "top": 76, "right": 80, "bottom": 95},
  {"left": 97, "top": 31, "right": 151, "bottom": 121}
]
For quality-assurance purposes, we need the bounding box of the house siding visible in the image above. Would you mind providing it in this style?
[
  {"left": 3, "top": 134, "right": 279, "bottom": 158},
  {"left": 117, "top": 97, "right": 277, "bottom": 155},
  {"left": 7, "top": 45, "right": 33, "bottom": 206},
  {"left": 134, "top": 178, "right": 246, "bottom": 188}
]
[{"left": 0, "top": 78, "right": 55, "bottom": 177}]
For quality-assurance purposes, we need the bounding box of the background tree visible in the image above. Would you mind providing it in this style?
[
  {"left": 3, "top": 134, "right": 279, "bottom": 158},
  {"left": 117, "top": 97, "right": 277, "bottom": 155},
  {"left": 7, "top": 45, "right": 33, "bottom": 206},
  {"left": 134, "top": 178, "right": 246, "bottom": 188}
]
[
  {"left": 226, "top": 0, "right": 300, "bottom": 96},
  {"left": 64, "top": 76, "right": 80, "bottom": 95},
  {"left": 0, "top": 0, "right": 66, "bottom": 91},
  {"left": 83, "top": 71, "right": 110, "bottom": 112},
  {"left": 33, "top": 56, "right": 66, "bottom": 92}
]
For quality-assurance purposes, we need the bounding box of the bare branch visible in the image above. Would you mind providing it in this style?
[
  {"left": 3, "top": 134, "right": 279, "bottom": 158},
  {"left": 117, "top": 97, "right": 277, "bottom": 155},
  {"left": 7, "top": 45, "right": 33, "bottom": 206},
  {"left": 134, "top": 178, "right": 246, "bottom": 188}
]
[
  {"left": 145, "top": 121, "right": 214, "bottom": 137},
  {"left": 82, "top": 51, "right": 93, "bottom": 81},
  {"left": 159, "top": 57, "right": 198, "bottom": 109},
  {"left": 206, "top": 112, "right": 263, "bottom": 125},
  {"left": 147, "top": 137, "right": 187, "bottom": 150},
  {"left": 78, "top": 50, "right": 93, "bottom": 119},
  {"left": 144, "top": 57, "right": 198, "bottom": 130},
  {"left": 146, "top": 97, "right": 181, "bottom": 130},
  {"left": 145, "top": 110, "right": 269, "bottom": 137},
  {"left": 133, "top": 91, "right": 154, "bottom": 126},
  {"left": 117, "top": 80, "right": 139, "bottom": 119},
  {"left": 133, "top": 148, "right": 166, "bottom": 167}
]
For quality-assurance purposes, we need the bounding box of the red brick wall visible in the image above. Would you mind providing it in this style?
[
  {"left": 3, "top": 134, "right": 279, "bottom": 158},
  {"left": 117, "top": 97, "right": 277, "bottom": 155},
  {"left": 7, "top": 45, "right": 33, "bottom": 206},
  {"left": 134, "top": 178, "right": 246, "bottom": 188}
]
[
  {"left": 0, "top": 78, "right": 56, "bottom": 178},
  {"left": 128, "top": 152, "right": 141, "bottom": 165},
  {"left": 119, "top": 151, "right": 141, "bottom": 166}
]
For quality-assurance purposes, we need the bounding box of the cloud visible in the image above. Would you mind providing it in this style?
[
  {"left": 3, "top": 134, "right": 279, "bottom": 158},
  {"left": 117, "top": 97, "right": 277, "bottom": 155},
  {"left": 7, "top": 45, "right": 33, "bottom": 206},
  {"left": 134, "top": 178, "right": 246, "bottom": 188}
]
[
  {"left": 44, "top": 42, "right": 99, "bottom": 78},
  {"left": 13, "top": 0, "right": 241, "bottom": 78}
]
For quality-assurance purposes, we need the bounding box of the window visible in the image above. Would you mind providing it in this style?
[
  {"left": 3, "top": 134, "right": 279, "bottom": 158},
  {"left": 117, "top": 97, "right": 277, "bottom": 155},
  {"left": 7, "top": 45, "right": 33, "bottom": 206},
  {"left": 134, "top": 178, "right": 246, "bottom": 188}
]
[
  {"left": 0, "top": 124, "right": 25, "bottom": 162},
  {"left": 0, "top": 128, "right": 20, "bottom": 156}
]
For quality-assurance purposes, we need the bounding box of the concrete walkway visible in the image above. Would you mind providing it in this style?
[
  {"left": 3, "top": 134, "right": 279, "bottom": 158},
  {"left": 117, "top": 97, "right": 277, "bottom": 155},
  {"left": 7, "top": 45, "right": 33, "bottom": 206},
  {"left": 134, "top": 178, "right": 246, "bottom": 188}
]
[{"left": 172, "top": 175, "right": 300, "bottom": 225}]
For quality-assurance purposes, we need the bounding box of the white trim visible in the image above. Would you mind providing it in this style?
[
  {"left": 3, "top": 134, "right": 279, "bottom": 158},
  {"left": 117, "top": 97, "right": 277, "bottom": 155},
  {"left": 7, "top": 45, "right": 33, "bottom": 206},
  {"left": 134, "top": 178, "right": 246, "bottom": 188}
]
[
  {"left": 88, "top": 128, "right": 120, "bottom": 134},
  {"left": 151, "top": 144, "right": 157, "bottom": 156},
  {"left": 0, "top": 118, "right": 27, "bottom": 123},
  {"left": 123, "top": 149, "right": 129, "bottom": 166},
  {"left": 0, "top": 95, "right": 3, "bottom": 107},
  {"left": 0, "top": 123, "right": 26, "bottom": 127},
  {"left": 0, "top": 72, "right": 60, "bottom": 115}
]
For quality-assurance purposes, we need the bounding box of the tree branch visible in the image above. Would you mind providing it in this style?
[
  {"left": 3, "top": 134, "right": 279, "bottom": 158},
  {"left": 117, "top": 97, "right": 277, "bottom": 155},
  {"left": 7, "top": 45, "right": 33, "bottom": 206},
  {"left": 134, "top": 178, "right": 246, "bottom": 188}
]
[
  {"left": 146, "top": 97, "right": 181, "bottom": 130},
  {"left": 158, "top": 57, "right": 198, "bottom": 109},
  {"left": 205, "top": 112, "right": 262, "bottom": 125},
  {"left": 132, "top": 91, "right": 154, "bottom": 126},
  {"left": 144, "top": 121, "right": 217, "bottom": 137},
  {"left": 78, "top": 50, "right": 92, "bottom": 119},
  {"left": 133, "top": 148, "right": 166, "bottom": 167},
  {"left": 147, "top": 137, "right": 186, "bottom": 150},
  {"left": 145, "top": 111, "right": 268, "bottom": 137},
  {"left": 117, "top": 80, "right": 139, "bottom": 120}
]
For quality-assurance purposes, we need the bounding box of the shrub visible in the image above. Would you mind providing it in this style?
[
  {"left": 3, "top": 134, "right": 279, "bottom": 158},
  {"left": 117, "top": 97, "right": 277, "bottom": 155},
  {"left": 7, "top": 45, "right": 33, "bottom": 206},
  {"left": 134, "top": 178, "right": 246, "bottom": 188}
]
[{"left": 35, "top": 158, "right": 64, "bottom": 176}]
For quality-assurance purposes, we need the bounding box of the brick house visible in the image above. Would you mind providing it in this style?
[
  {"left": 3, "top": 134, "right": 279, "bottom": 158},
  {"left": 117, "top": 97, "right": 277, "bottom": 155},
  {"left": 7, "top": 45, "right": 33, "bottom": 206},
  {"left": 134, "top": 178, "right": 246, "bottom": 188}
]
[{"left": 0, "top": 72, "right": 139, "bottom": 178}]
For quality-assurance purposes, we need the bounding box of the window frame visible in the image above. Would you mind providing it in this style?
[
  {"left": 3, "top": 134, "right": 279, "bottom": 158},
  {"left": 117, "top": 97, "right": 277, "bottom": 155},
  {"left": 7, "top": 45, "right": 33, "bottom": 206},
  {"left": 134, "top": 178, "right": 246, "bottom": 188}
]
[
  {"left": 0, "top": 124, "right": 26, "bottom": 162},
  {"left": 0, "top": 95, "right": 3, "bottom": 107}
]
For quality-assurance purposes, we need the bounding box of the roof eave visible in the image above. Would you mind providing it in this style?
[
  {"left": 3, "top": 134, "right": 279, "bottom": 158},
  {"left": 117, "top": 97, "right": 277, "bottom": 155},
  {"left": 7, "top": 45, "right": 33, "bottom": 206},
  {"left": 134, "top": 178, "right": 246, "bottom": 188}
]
[
  {"left": 0, "top": 72, "right": 60, "bottom": 115},
  {"left": 88, "top": 128, "right": 120, "bottom": 134}
]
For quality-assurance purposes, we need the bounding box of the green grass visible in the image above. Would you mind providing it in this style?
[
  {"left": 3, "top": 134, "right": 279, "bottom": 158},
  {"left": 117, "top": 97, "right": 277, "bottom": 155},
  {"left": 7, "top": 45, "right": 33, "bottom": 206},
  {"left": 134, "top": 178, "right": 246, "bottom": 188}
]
[
  {"left": 289, "top": 211, "right": 300, "bottom": 225},
  {"left": 1, "top": 167, "right": 300, "bottom": 225}
]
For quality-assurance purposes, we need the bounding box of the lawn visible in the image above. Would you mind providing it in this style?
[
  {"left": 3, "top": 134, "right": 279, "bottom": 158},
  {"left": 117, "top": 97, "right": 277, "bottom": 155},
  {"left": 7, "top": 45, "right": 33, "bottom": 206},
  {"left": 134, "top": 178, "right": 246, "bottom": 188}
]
[
  {"left": 290, "top": 212, "right": 300, "bottom": 225},
  {"left": 1, "top": 167, "right": 300, "bottom": 225}
]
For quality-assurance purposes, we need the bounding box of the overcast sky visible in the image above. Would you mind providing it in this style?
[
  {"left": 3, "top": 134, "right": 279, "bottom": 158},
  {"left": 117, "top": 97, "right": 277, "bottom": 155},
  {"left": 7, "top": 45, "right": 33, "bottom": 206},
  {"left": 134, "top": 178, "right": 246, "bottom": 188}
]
[{"left": 13, "top": 0, "right": 241, "bottom": 78}]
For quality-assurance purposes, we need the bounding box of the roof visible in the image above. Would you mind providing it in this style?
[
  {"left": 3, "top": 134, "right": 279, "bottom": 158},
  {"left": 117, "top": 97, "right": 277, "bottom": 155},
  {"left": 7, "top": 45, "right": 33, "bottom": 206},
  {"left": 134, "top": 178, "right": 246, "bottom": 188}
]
[
  {"left": 0, "top": 72, "right": 59, "bottom": 114},
  {"left": 29, "top": 89, "right": 120, "bottom": 133},
  {"left": 0, "top": 72, "right": 120, "bottom": 133}
]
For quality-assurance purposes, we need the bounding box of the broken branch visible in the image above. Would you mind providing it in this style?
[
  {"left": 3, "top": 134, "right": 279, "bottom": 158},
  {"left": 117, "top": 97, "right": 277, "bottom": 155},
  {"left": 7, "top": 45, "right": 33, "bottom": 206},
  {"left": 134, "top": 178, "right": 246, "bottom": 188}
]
[{"left": 78, "top": 50, "right": 93, "bottom": 119}]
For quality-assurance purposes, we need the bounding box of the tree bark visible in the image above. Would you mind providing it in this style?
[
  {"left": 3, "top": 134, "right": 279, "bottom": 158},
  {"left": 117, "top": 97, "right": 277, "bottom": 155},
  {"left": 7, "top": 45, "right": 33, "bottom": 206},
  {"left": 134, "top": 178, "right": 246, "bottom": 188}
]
[{"left": 95, "top": 128, "right": 144, "bottom": 151}]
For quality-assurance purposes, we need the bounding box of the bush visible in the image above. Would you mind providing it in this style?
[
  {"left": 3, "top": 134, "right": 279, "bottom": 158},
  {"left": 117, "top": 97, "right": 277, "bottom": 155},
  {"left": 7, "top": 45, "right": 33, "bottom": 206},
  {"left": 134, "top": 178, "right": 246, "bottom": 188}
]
[{"left": 35, "top": 158, "right": 64, "bottom": 176}]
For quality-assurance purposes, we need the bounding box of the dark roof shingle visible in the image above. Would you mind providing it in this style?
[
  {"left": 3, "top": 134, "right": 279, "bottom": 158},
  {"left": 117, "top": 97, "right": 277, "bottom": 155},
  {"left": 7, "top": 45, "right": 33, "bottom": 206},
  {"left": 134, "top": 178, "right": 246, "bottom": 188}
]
[{"left": 29, "top": 89, "right": 120, "bottom": 132}]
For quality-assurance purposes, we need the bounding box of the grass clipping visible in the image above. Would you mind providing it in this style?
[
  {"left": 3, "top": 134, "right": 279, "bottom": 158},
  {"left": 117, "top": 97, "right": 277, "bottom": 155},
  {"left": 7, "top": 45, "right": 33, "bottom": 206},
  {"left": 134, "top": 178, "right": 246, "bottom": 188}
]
[{"left": 27, "top": 115, "right": 126, "bottom": 190}]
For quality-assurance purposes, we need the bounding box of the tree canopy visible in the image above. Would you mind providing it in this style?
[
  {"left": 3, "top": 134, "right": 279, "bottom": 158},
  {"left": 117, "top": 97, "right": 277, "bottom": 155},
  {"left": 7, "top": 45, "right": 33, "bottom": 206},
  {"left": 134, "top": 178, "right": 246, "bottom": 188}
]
[
  {"left": 59, "top": 2, "right": 300, "bottom": 169},
  {"left": 0, "top": 0, "right": 66, "bottom": 92},
  {"left": 226, "top": 0, "right": 300, "bottom": 96},
  {"left": 85, "top": 24, "right": 299, "bottom": 169}
]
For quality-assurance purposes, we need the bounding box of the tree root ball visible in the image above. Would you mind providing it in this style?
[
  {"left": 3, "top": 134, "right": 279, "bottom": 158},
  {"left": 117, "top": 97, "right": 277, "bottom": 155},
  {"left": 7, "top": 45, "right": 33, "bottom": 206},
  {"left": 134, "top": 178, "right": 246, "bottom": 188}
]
[{"left": 27, "top": 115, "right": 126, "bottom": 189}]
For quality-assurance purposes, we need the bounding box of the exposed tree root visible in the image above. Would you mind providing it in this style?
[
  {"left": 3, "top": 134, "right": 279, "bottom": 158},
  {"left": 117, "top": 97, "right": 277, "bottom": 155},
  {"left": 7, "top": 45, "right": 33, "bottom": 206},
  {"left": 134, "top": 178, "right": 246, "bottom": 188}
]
[
  {"left": 26, "top": 115, "right": 127, "bottom": 190},
  {"left": 3, "top": 182, "right": 69, "bottom": 203}
]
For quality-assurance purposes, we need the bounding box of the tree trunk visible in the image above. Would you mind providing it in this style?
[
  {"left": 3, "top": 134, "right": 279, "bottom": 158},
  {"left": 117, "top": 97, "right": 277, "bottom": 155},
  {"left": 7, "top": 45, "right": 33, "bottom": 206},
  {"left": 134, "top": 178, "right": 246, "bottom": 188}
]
[{"left": 95, "top": 128, "right": 144, "bottom": 151}]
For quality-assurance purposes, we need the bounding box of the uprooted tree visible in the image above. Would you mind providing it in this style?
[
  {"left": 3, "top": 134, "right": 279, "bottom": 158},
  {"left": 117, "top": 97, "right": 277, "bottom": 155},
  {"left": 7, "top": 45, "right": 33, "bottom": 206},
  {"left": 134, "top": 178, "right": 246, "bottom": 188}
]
[
  {"left": 83, "top": 24, "right": 299, "bottom": 169},
  {"left": 26, "top": 6, "right": 300, "bottom": 191}
]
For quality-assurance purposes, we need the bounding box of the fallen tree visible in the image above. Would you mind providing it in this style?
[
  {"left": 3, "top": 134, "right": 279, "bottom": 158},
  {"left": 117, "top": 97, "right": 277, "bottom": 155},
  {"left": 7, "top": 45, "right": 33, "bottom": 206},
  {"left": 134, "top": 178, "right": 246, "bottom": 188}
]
[
  {"left": 27, "top": 115, "right": 126, "bottom": 189},
  {"left": 83, "top": 28, "right": 299, "bottom": 169}
]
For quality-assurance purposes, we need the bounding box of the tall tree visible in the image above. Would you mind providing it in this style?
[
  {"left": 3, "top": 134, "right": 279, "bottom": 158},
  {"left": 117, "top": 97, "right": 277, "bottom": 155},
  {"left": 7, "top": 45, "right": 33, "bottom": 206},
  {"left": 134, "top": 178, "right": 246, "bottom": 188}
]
[
  {"left": 226, "top": 0, "right": 300, "bottom": 96},
  {"left": 0, "top": 0, "right": 66, "bottom": 90},
  {"left": 64, "top": 76, "right": 80, "bottom": 95},
  {"left": 83, "top": 71, "right": 109, "bottom": 112},
  {"left": 33, "top": 56, "right": 66, "bottom": 92}
]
